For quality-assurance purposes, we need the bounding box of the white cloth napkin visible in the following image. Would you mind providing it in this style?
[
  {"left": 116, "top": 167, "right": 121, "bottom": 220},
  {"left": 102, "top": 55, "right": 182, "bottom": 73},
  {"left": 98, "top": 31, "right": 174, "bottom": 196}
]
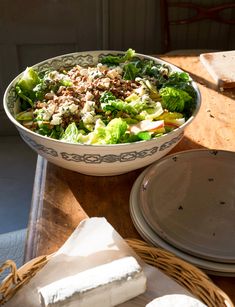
[{"left": 6, "top": 217, "right": 193, "bottom": 306}]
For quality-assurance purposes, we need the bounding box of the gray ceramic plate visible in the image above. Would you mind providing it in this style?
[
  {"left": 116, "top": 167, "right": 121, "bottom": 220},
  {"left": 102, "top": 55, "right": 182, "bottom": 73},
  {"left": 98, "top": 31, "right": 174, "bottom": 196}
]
[
  {"left": 138, "top": 149, "right": 235, "bottom": 263},
  {"left": 140, "top": 150, "right": 235, "bottom": 263},
  {"left": 129, "top": 153, "right": 235, "bottom": 276}
]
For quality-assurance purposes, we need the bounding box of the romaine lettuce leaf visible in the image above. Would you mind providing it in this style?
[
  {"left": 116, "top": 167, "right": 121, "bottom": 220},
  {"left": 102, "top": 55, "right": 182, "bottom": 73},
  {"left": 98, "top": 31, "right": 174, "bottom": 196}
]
[
  {"left": 100, "top": 91, "right": 116, "bottom": 103},
  {"left": 61, "top": 118, "right": 128, "bottom": 145},
  {"left": 90, "top": 118, "right": 128, "bottom": 144},
  {"left": 16, "top": 67, "right": 41, "bottom": 107},
  {"left": 37, "top": 124, "right": 52, "bottom": 136},
  {"left": 105, "top": 118, "right": 128, "bottom": 144},
  {"left": 122, "top": 48, "right": 136, "bottom": 61},
  {"left": 61, "top": 122, "right": 80, "bottom": 143},
  {"left": 137, "top": 131, "right": 152, "bottom": 140},
  {"left": 100, "top": 48, "right": 135, "bottom": 66},
  {"left": 159, "top": 72, "right": 196, "bottom": 117},
  {"left": 15, "top": 86, "right": 34, "bottom": 108},
  {"left": 159, "top": 87, "right": 192, "bottom": 113},
  {"left": 101, "top": 93, "right": 164, "bottom": 121},
  {"left": 167, "top": 72, "right": 190, "bottom": 83},
  {"left": 17, "top": 67, "right": 40, "bottom": 92},
  {"left": 123, "top": 63, "right": 140, "bottom": 80},
  {"left": 49, "top": 126, "right": 64, "bottom": 139},
  {"left": 101, "top": 99, "right": 138, "bottom": 115},
  {"left": 129, "top": 95, "right": 163, "bottom": 120},
  {"left": 15, "top": 110, "right": 34, "bottom": 121}
]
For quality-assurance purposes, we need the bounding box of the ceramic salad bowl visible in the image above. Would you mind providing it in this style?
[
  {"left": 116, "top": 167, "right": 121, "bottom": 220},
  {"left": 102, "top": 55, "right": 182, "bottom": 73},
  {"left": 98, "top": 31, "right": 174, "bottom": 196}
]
[{"left": 3, "top": 50, "right": 201, "bottom": 176}]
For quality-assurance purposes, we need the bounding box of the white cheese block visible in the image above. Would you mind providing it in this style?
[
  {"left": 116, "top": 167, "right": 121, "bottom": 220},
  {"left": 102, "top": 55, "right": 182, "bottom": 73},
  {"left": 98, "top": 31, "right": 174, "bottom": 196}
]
[
  {"left": 146, "top": 294, "right": 207, "bottom": 307},
  {"left": 39, "top": 256, "right": 147, "bottom": 307}
]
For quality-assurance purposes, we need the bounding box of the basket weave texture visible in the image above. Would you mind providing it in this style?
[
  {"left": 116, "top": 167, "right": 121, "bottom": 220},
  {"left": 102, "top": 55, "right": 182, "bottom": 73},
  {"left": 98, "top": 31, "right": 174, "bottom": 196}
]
[{"left": 0, "top": 239, "right": 234, "bottom": 307}]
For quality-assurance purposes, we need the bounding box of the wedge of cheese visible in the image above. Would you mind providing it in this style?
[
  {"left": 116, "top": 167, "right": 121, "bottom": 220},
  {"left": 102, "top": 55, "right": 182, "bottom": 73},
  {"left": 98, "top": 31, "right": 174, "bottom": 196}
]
[
  {"left": 39, "top": 256, "right": 146, "bottom": 307},
  {"left": 146, "top": 294, "right": 206, "bottom": 307}
]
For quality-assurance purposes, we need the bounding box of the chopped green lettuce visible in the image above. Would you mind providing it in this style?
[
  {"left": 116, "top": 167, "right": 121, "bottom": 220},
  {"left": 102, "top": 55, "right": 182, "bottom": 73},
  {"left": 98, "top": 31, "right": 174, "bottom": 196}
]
[
  {"left": 61, "top": 118, "right": 128, "bottom": 145},
  {"left": 61, "top": 122, "right": 80, "bottom": 143},
  {"left": 101, "top": 92, "right": 164, "bottom": 122},
  {"left": 159, "top": 87, "right": 192, "bottom": 113},
  {"left": 101, "top": 48, "right": 135, "bottom": 66},
  {"left": 49, "top": 126, "right": 64, "bottom": 139},
  {"left": 137, "top": 131, "right": 152, "bottom": 140},
  {"left": 37, "top": 124, "right": 52, "bottom": 136},
  {"left": 15, "top": 67, "right": 41, "bottom": 107},
  {"left": 101, "top": 99, "right": 138, "bottom": 115},
  {"left": 15, "top": 110, "right": 34, "bottom": 121},
  {"left": 89, "top": 118, "right": 128, "bottom": 144},
  {"left": 122, "top": 59, "right": 170, "bottom": 81},
  {"left": 159, "top": 71, "right": 196, "bottom": 117},
  {"left": 123, "top": 63, "right": 140, "bottom": 80},
  {"left": 100, "top": 91, "right": 116, "bottom": 103},
  {"left": 17, "top": 67, "right": 40, "bottom": 93},
  {"left": 129, "top": 95, "right": 163, "bottom": 120},
  {"left": 105, "top": 118, "right": 128, "bottom": 144}
]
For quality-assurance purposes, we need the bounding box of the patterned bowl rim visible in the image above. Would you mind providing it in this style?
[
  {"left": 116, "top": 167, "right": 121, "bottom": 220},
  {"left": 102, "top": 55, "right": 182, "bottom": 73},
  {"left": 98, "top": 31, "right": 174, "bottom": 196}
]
[{"left": 3, "top": 50, "right": 201, "bottom": 148}]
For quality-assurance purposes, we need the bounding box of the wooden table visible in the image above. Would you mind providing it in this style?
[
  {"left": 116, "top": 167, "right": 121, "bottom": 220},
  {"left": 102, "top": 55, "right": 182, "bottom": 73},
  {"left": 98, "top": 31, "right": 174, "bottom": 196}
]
[{"left": 24, "top": 55, "right": 235, "bottom": 303}]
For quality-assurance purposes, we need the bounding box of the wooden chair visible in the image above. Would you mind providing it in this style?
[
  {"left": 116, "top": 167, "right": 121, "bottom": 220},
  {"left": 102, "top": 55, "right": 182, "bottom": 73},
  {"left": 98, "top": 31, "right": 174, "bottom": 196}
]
[{"left": 160, "top": 0, "right": 235, "bottom": 53}]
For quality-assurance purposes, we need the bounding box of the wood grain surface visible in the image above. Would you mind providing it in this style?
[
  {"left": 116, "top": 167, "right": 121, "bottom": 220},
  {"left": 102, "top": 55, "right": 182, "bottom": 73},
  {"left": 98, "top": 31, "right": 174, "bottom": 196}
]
[{"left": 24, "top": 55, "right": 235, "bottom": 303}]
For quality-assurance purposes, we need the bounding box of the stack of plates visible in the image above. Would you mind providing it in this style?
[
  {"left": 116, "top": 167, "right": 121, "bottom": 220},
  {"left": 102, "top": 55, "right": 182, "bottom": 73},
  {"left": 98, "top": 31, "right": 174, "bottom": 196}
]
[{"left": 129, "top": 149, "right": 235, "bottom": 276}]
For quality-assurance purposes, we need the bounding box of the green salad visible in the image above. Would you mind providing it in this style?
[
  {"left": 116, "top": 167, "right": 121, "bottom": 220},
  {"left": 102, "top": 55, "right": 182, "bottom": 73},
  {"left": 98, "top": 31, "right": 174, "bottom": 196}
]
[{"left": 14, "top": 49, "right": 197, "bottom": 144}]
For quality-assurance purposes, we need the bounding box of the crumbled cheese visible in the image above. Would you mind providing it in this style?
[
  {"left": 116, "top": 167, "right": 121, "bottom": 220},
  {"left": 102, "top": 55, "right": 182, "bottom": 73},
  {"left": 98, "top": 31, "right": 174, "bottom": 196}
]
[
  {"left": 115, "top": 66, "right": 123, "bottom": 75},
  {"left": 141, "top": 94, "right": 151, "bottom": 102},
  {"left": 41, "top": 107, "right": 54, "bottom": 121},
  {"left": 85, "top": 91, "right": 94, "bottom": 101},
  {"left": 58, "top": 103, "right": 78, "bottom": 115},
  {"left": 107, "top": 68, "right": 122, "bottom": 79},
  {"left": 88, "top": 67, "right": 103, "bottom": 80},
  {"left": 135, "top": 85, "right": 147, "bottom": 96},
  {"left": 97, "top": 63, "right": 109, "bottom": 72},
  {"left": 82, "top": 112, "right": 96, "bottom": 125},
  {"left": 75, "top": 83, "right": 86, "bottom": 92},
  {"left": 80, "top": 69, "right": 88, "bottom": 76},
  {"left": 68, "top": 104, "right": 78, "bottom": 114},
  {"left": 81, "top": 101, "right": 96, "bottom": 114},
  {"left": 50, "top": 115, "right": 62, "bottom": 126},
  {"left": 99, "top": 77, "right": 110, "bottom": 89}
]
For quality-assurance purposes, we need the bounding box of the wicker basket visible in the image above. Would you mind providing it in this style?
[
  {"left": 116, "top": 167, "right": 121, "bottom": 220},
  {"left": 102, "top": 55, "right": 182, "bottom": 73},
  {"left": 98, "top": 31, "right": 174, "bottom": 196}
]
[{"left": 0, "top": 239, "right": 234, "bottom": 307}]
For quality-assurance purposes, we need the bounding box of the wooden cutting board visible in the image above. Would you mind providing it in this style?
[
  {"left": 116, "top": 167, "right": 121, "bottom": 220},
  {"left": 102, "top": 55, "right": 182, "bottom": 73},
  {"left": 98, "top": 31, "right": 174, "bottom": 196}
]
[{"left": 200, "top": 50, "right": 235, "bottom": 89}]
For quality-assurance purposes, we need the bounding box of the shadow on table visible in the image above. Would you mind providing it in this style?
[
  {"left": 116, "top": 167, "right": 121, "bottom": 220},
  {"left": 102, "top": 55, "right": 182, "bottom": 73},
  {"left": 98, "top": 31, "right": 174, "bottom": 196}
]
[
  {"left": 169, "top": 135, "right": 207, "bottom": 154},
  {"left": 65, "top": 135, "right": 208, "bottom": 239},
  {"left": 185, "top": 70, "right": 235, "bottom": 101}
]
